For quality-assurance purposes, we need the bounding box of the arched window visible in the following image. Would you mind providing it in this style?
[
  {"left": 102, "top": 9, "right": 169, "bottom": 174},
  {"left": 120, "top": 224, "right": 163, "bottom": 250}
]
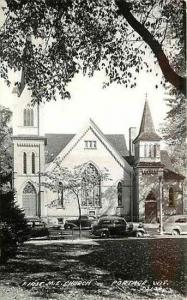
[
  {"left": 23, "top": 152, "right": 27, "bottom": 174},
  {"left": 169, "top": 187, "right": 175, "bottom": 207},
  {"left": 144, "top": 144, "right": 147, "bottom": 157},
  {"left": 81, "top": 163, "right": 101, "bottom": 207},
  {"left": 32, "top": 152, "right": 35, "bottom": 174},
  {"left": 117, "top": 182, "right": 123, "bottom": 207},
  {"left": 153, "top": 145, "right": 157, "bottom": 157},
  {"left": 58, "top": 182, "right": 64, "bottom": 207},
  {"left": 24, "top": 109, "right": 27, "bottom": 126},
  {"left": 23, "top": 108, "right": 34, "bottom": 126},
  {"left": 149, "top": 145, "right": 152, "bottom": 157},
  {"left": 30, "top": 109, "right": 34, "bottom": 125},
  {"left": 22, "top": 182, "right": 37, "bottom": 216}
]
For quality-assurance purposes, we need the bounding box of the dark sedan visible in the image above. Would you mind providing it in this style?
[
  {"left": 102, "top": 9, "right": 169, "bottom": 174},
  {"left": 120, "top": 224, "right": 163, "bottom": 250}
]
[
  {"left": 91, "top": 216, "right": 145, "bottom": 238},
  {"left": 64, "top": 216, "right": 94, "bottom": 230}
]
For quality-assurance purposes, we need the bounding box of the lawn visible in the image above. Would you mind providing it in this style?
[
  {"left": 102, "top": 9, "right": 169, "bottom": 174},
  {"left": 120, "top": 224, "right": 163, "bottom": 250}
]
[{"left": 0, "top": 237, "right": 186, "bottom": 299}]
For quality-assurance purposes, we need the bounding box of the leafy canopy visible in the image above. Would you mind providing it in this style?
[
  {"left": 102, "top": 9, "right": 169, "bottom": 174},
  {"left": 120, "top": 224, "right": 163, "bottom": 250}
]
[
  {"left": 0, "top": 105, "right": 13, "bottom": 187},
  {"left": 0, "top": 0, "right": 186, "bottom": 103}
]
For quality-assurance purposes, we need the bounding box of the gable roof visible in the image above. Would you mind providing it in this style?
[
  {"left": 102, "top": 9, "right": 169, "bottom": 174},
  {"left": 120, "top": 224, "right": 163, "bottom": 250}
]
[
  {"left": 160, "top": 150, "right": 185, "bottom": 180},
  {"left": 134, "top": 100, "right": 161, "bottom": 142},
  {"left": 45, "top": 133, "right": 129, "bottom": 163},
  {"left": 160, "top": 150, "right": 175, "bottom": 171}
]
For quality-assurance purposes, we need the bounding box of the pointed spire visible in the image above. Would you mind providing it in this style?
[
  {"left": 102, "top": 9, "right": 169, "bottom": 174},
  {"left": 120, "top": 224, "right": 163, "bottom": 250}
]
[{"left": 134, "top": 96, "right": 161, "bottom": 142}]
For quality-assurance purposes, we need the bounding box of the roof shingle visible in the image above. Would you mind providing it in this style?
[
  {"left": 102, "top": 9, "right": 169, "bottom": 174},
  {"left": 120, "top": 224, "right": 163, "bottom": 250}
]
[
  {"left": 45, "top": 133, "right": 128, "bottom": 163},
  {"left": 134, "top": 100, "right": 161, "bottom": 142}
]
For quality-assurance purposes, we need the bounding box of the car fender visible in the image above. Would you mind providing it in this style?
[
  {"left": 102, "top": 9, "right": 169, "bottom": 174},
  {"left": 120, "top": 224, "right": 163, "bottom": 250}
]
[
  {"left": 171, "top": 226, "right": 181, "bottom": 234},
  {"left": 134, "top": 228, "right": 145, "bottom": 234}
]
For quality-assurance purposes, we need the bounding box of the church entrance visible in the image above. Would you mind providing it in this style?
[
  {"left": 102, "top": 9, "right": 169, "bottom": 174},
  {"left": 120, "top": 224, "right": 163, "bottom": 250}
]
[
  {"left": 22, "top": 182, "right": 37, "bottom": 217},
  {"left": 145, "top": 192, "right": 157, "bottom": 223}
]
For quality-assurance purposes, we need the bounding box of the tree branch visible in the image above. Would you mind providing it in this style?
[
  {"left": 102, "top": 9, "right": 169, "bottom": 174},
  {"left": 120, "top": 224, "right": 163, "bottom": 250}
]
[{"left": 115, "top": 0, "right": 186, "bottom": 96}]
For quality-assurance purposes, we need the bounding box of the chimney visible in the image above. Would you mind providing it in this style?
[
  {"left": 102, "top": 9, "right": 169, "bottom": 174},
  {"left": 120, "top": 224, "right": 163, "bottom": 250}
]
[{"left": 129, "top": 127, "right": 137, "bottom": 156}]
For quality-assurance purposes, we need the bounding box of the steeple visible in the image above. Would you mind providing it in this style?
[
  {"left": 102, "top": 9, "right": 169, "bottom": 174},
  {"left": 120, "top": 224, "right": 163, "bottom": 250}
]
[
  {"left": 134, "top": 97, "right": 161, "bottom": 143},
  {"left": 12, "top": 34, "right": 31, "bottom": 97}
]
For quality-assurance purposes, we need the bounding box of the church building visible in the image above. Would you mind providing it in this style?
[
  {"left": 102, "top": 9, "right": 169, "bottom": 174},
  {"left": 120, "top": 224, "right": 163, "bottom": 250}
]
[{"left": 12, "top": 81, "right": 185, "bottom": 224}]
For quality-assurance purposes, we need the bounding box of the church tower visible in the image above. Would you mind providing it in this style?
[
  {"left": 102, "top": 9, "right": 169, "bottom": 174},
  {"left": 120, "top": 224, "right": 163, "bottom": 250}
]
[
  {"left": 12, "top": 69, "right": 46, "bottom": 218},
  {"left": 133, "top": 98, "right": 164, "bottom": 223}
]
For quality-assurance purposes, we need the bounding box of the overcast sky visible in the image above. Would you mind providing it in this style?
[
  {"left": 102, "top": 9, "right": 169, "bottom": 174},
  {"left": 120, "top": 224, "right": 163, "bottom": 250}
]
[{"left": 0, "top": 0, "right": 168, "bottom": 148}]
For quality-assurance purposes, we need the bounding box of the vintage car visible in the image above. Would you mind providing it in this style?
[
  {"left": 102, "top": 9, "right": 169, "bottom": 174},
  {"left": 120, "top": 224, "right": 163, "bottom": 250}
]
[
  {"left": 64, "top": 216, "right": 94, "bottom": 230},
  {"left": 91, "top": 216, "right": 145, "bottom": 238},
  {"left": 163, "top": 215, "right": 187, "bottom": 235},
  {"left": 26, "top": 218, "right": 49, "bottom": 238}
]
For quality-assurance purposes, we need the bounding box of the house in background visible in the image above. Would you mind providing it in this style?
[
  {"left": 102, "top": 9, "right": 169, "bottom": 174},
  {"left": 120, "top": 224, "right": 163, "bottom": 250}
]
[{"left": 12, "top": 80, "right": 185, "bottom": 224}]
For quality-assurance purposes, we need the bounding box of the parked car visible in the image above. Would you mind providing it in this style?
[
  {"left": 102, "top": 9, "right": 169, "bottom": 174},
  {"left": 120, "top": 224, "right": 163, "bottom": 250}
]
[
  {"left": 0, "top": 223, "right": 18, "bottom": 264},
  {"left": 91, "top": 216, "right": 145, "bottom": 238},
  {"left": 163, "top": 215, "right": 187, "bottom": 235},
  {"left": 46, "top": 224, "right": 63, "bottom": 238},
  {"left": 26, "top": 218, "right": 49, "bottom": 238},
  {"left": 64, "top": 216, "right": 94, "bottom": 230}
]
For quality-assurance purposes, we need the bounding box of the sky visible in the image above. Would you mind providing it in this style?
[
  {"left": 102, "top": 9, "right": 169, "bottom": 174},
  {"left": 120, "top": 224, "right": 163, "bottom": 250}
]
[{"left": 0, "top": 0, "right": 168, "bottom": 149}]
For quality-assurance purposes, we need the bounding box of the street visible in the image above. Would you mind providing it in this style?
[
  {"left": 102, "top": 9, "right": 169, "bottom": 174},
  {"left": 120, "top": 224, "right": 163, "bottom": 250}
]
[{"left": 0, "top": 233, "right": 187, "bottom": 300}]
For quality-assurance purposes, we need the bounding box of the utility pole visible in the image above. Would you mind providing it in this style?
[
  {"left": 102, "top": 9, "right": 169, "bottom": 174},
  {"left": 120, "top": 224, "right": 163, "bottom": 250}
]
[{"left": 159, "top": 173, "right": 163, "bottom": 235}]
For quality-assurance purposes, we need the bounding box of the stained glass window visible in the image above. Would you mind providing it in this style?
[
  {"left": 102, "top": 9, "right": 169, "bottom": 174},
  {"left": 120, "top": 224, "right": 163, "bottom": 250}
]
[
  {"left": 117, "top": 182, "right": 123, "bottom": 206},
  {"left": 169, "top": 187, "right": 175, "bottom": 207},
  {"left": 81, "top": 164, "right": 101, "bottom": 206}
]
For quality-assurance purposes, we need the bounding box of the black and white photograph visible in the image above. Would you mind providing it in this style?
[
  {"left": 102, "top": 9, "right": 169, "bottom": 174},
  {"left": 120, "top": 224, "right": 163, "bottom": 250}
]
[{"left": 0, "top": 0, "right": 186, "bottom": 299}]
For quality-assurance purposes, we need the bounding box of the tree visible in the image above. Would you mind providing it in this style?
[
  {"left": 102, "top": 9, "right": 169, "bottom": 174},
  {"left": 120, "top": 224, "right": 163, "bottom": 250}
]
[
  {"left": 0, "top": 106, "right": 28, "bottom": 245},
  {"left": 0, "top": 0, "right": 185, "bottom": 103},
  {"left": 161, "top": 33, "right": 186, "bottom": 175},
  {"left": 0, "top": 190, "right": 27, "bottom": 235},
  {"left": 41, "top": 161, "right": 110, "bottom": 238},
  {"left": 0, "top": 105, "right": 13, "bottom": 191}
]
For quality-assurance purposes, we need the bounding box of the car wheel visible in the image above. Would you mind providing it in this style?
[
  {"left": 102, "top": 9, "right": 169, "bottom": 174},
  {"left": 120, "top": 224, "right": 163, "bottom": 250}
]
[
  {"left": 136, "top": 231, "right": 144, "bottom": 238},
  {"left": 100, "top": 231, "right": 109, "bottom": 238},
  {"left": 172, "top": 229, "right": 180, "bottom": 236}
]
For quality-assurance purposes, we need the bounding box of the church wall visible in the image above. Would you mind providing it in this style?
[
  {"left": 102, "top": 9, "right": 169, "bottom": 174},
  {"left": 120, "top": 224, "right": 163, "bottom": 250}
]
[
  {"left": 135, "top": 167, "right": 163, "bottom": 222},
  {"left": 163, "top": 180, "right": 183, "bottom": 216},
  {"left": 13, "top": 138, "right": 46, "bottom": 215},
  {"left": 43, "top": 128, "right": 132, "bottom": 222},
  {"left": 135, "top": 141, "right": 160, "bottom": 163},
  {"left": 12, "top": 88, "right": 39, "bottom": 136}
]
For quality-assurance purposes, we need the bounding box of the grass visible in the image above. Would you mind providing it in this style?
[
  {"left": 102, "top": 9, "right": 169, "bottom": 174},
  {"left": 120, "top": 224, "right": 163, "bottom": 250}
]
[{"left": 0, "top": 237, "right": 187, "bottom": 299}]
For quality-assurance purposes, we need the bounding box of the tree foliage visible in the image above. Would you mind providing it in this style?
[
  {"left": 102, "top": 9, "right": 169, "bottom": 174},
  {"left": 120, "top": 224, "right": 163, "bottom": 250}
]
[
  {"left": 0, "top": 105, "right": 13, "bottom": 189},
  {"left": 41, "top": 161, "right": 110, "bottom": 236},
  {"left": 0, "top": 0, "right": 186, "bottom": 103},
  {"left": 0, "top": 190, "right": 27, "bottom": 233},
  {"left": 161, "top": 25, "right": 186, "bottom": 176}
]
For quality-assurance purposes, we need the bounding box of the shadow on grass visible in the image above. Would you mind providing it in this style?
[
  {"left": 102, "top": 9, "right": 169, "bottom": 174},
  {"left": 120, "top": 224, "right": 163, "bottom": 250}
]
[{"left": 0, "top": 238, "right": 186, "bottom": 299}]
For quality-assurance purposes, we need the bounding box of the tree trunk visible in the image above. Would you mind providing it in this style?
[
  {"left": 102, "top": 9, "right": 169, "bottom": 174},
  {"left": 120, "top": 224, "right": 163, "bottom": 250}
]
[
  {"left": 115, "top": 0, "right": 186, "bottom": 96},
  {"left": 76, "top": 195, "right": 82, "bottom": 239}
]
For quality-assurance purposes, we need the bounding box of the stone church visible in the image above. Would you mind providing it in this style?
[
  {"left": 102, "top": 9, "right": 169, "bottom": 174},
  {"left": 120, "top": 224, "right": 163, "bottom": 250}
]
[{"left": 12, "top": 82, "right": 185, "bottom": 224}]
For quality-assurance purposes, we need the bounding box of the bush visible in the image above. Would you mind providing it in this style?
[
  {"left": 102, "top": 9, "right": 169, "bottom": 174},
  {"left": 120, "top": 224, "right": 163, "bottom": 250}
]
[
  {"left": 0, "top": 223, "right": 18, "bottom": 264},
  {"left": 0, "top": 190, "right": 29, "bottom": 245}
]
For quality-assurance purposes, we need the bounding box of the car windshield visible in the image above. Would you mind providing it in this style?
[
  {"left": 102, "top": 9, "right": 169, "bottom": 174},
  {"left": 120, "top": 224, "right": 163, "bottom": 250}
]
[
  {"left": 114, "top": 219, "right": 126, "bottom": 225},
  {"left": 164, "top": 216, "right": 175, "bottom": 223},
  {"left": 99, "top": 220, "right": 112, "bottom": 225},
  {"left": 175, "top": 218, "right": 187, "bottom": 223},
  {"left": 164, "top": 215, "right": 187, "bottom": 223}
]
